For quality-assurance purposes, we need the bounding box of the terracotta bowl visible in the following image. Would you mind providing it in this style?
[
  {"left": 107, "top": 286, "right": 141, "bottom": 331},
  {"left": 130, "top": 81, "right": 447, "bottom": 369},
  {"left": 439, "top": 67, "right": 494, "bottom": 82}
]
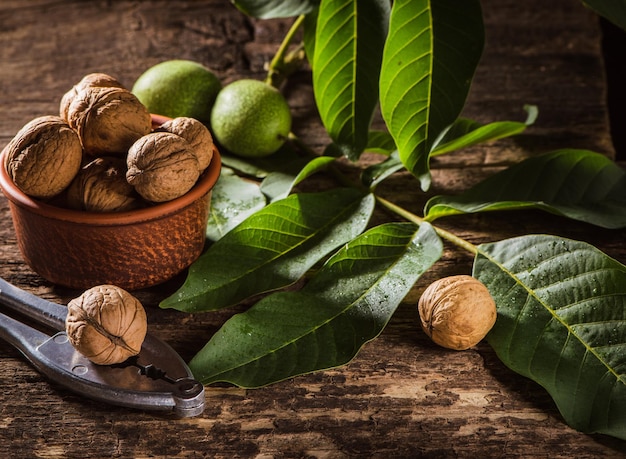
[{"left": 0, "top": 115, "right": 221, "bottom": 290}]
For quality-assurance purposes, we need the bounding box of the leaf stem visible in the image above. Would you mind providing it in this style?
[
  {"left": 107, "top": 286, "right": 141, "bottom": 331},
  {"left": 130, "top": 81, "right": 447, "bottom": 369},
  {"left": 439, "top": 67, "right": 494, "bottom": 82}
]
[
  {"left": 265, "top": 15, "right": 306, "bottom": 88},
  {"left": 375, "top": 195, "right": 478, "bottom": 255}
]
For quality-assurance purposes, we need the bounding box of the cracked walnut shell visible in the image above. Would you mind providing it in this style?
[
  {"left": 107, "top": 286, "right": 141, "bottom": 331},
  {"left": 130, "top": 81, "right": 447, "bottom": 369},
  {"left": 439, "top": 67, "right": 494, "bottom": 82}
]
[
  {"left": 65, "top": 285, "right": 148, "bottom": 365},
  {"left": 65, "top": 86, "right": 152, "bottom": 156},
  {"left": 66, "top": 156, "right": 140, "bottom": 212},
  {"left": 4, "top": 115, "right": 83, "bottom": 198},
  {"left": 418, "top": 275, "right": 497, "bottom": 350},
  {"left": 126, "top": 132, "right": 200, "bottom": 202}
]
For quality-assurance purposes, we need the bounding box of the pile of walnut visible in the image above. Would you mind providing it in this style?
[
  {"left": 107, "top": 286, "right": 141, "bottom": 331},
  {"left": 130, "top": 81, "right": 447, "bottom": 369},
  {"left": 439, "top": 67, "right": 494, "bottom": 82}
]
[{"left": 4, "top": 73, "right": 214, "bottom": 211}]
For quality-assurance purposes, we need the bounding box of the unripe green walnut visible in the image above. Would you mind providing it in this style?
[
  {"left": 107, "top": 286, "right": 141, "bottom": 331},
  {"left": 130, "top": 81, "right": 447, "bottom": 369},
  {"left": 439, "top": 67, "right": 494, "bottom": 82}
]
[
  {"left": 131, "top": 59, "right": 221, "bottom": 124},
  {"left": 418, "top": 275, "right": 497, "bottom": 350},
  {"left": 210, "top": 79, "right": 291, "bottom": 158}
]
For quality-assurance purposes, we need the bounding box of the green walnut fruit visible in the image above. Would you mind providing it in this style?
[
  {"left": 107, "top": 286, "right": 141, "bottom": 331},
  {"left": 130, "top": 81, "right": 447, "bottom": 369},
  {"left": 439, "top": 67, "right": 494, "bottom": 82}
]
[
  {"left": 210, "top": 79, "right": 291, "bottom": 158},
  {"left": 132, "top": 60, "right": 221, "bottom": 124}
]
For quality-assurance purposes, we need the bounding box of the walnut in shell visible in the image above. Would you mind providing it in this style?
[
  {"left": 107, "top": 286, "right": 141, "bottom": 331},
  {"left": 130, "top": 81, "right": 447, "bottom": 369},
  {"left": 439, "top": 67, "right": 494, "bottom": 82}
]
[
  {"left": 65, "top": 285, "right": 148, "bottom": 365},
  {"left": 60, "top": 73, "right": 124, "bottom": 121},
  {"left": 66, "top": 156, "right": 140, "bottom": 212},
  {"left": 126, "top": 132, "right": 200, "bottom": 202},
  {"left": 66, "top": 86, "right": 152, "bottom": 156},
  {"left": 4, "top": 115, "right": 83, "bottom": 198},
  {"left": 418, "top": 275, "right": 497, "bottom": 350},
  {"left": 157, "top": 117, "right": 214, "bottom": 171}
]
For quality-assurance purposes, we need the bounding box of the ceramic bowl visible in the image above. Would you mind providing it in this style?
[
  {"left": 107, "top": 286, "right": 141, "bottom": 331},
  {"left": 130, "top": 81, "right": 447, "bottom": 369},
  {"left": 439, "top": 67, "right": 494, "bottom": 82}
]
[{"left": 0, "top": 115, "right": 221, "bottom": 290}]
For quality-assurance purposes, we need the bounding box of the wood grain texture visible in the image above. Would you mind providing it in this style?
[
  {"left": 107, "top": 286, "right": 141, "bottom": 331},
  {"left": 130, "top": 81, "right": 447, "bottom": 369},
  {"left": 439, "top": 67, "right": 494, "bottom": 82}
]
[{"left": 0, "top": 0, "right": 625, "bottom": 457}]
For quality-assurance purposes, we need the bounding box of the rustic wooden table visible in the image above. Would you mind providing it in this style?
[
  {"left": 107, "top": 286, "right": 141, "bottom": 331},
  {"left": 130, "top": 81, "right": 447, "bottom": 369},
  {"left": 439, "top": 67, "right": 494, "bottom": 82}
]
[{"left": 1, "top": 1, "right": 625, "bottom": 457}]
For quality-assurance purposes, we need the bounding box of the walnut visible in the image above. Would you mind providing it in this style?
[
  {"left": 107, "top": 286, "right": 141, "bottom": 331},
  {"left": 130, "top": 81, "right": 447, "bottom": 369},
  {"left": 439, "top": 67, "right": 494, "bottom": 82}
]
[
  {"left": 65, "top": 86, "right": 152, "bottom": 157},
  {"left": 60, "top": 73, "right": 124, "bottom": 121},
  {"left": 66, "top": 156, "right": 140, "bottom": 212},
  {"left": 418, "top": 275, "right": 497, "bottom": 350},
  {"left": 4, "top": 115, "right": 83, "bottom": 198},
  {"left": 126, "top": 132, "right": 200, "bottom": 202},
  {"left": 65, "top": 285, "right": 148, "bottom": 365},
  {"left": 157, "top": 117, "right": 214, "bottom": 171}
]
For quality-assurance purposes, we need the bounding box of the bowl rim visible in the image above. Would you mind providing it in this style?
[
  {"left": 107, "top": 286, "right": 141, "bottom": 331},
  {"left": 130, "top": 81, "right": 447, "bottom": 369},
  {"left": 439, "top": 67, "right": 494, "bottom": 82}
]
[{"left": 0, "top": 117, "right": 222, "bottom": 226}]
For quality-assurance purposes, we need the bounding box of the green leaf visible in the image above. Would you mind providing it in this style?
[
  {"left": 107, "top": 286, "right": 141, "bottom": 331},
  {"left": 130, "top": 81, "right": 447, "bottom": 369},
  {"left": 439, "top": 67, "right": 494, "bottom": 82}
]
[
  {"left": 231, "top": 0, "right": 319, "bottom": 19},
  {"left": 312, "top": 0, "right": 390, "bottom": 160},
  {"left": 302, "top": 7, "right": 318, "bottom": 61},
  {"left": 361, "top": 150, "right": 403, "bottom": 188},
  {"left": 260, "top": 156, "right": 336, "bottom": 202},
  {"left": 424, "top": 149, "right": 626, "bottom": 229},
  {"left": 474, "top": 235, "right": 626, "bottom": 440},
  {"left": 582, "top": 1, "right": 626, "bottom": 31},
  {"left": 365, "top": 130, "right": 397, "bottom": 155},
  {"left": 379, "top": 0, "right": 484, "bottom": 191},
  {"left": 360, "top": 130, "right": 404, "bottom": 188},
  {"left": 189, "top": 222, "right": 443, "bottom": 387},
  {"left": 431, "top": 105, "right": 538, "bottom": 156},
  {"left": 206, "top": 172, "right": 267, "bottom": 242},
  {"left": 219, "top": 146, "right": 298, "bottom": 178},
  {"left": 361, "top": 105, "right": 537, "bottom": 187},
  {"left": 160, "top": 188, "right": 375, "bottom": 312}
]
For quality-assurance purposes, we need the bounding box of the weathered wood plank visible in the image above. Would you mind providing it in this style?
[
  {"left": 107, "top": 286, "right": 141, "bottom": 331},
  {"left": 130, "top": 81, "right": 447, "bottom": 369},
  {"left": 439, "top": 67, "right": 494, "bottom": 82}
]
[{"left": 0, "top": 0, "right": 625, "bottom": 457}]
